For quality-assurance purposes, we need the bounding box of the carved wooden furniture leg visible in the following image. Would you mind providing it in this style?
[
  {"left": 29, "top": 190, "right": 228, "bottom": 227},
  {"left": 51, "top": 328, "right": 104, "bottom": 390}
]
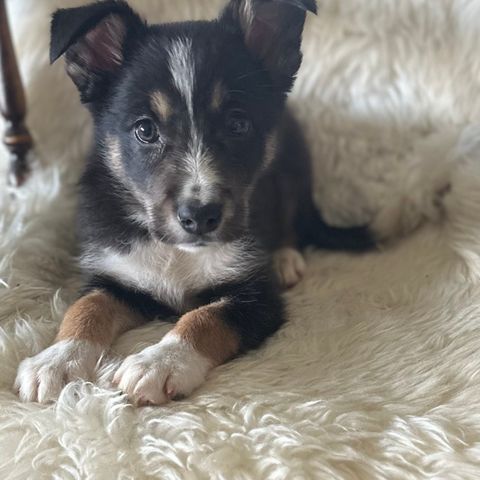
[{"left": 0, "top": 0, "right": 33, "bottom": 186}]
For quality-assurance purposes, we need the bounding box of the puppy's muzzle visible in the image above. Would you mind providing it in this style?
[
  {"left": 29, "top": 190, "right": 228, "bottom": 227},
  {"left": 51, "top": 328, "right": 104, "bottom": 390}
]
[{"left": 177, "top": 201, "right": 223, "bottom": 236}]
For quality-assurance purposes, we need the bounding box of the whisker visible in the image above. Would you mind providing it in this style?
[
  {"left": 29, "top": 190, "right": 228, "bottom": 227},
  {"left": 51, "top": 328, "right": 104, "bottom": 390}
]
[
  {"left": 226, "top": 89, "right": 274, "bottom": 101},
  {"left": 227, "top": 89, "right": 248, "bottom": 96},
  {"left": 234, "top": 68, "right": 269, "bottom": 81}
]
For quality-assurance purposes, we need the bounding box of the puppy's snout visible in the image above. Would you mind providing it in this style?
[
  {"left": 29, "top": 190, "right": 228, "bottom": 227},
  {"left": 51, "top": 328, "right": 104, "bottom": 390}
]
[{"left": 177, "top": 201, "right": 223, "bottom": 235}]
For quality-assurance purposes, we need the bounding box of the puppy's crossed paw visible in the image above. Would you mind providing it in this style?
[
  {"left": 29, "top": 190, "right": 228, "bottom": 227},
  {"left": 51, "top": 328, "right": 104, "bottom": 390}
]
[
  {"left": 113, "top": 334, "right": 211, "bottom": 406},
  {"left": 15, "top": 340, "right": 103, "bottom": 404},
  {"left": 273, "top": 247, "right": 306, "bottom": 289}
]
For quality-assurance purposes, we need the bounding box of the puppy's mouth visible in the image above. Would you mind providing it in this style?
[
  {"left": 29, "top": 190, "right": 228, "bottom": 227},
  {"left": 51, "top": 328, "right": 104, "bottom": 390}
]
[{"left": 151, "top": 230, "right": 214, "bottom": 247}]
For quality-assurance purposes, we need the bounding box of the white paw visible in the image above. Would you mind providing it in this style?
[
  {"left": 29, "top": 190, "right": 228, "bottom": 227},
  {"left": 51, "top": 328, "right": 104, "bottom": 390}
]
[
  {"left": 273, "top": 248, "right": 306, "bottom": 289},
  {"left": 15, "top": 340, "right": 103, "bottom": 404},
  {"left": 113, "top": 334, "right": 211, "bottom": 406}
]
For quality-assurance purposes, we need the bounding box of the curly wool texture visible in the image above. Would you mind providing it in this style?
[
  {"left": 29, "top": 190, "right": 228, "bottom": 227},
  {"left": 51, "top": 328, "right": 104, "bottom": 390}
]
[{"left": 1, "top": 1, "right": 480, "bottom": 479}]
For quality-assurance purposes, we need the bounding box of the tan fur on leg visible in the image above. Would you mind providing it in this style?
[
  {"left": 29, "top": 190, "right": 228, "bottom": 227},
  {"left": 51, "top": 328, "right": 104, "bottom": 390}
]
[
  {"left": 174, "top": 300, "right": 240, "bottom": 366},
  {"left": 16, "top": 290, "right": 140, "bottom": 403},
  {"left": 57, "top": 290, "right": 140, "bottom": 345}
]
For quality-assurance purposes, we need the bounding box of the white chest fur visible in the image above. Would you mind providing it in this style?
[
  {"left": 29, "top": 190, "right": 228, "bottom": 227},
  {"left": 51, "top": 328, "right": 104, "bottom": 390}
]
[{"left": 81, "top": 240, "right": 258, "bottom": 312}]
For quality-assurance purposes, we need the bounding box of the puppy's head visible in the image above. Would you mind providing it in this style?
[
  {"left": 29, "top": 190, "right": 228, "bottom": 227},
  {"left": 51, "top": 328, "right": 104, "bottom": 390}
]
[{"left": 51, "top": 0, "right": 316, "bottom": 248}]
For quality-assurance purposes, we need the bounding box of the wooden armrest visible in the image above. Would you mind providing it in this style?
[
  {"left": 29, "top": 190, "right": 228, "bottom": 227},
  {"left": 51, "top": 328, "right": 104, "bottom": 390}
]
[{"left": 0, "top": 0, "right": 33, "bottom": 186}]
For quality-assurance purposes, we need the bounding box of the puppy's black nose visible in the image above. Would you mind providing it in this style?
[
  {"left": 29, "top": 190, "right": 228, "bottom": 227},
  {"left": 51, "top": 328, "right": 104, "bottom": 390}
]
[{"left": 177, "top": 202, "right": 223, "bottom": 235}]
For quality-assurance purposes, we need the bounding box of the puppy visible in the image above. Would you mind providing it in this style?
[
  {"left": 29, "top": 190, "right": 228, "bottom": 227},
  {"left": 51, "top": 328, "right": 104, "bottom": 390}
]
[{"left": 15, "top": 0, "right": 374, "bottom": 406}]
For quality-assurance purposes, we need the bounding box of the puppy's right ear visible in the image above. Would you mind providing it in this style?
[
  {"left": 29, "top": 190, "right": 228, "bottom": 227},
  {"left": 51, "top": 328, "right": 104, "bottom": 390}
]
[
  {"left": 50, "top": 0, "right": 145, "bottom": 104},
  {"left": 221, "top": 0, "right": 317, "bottom": 93}
]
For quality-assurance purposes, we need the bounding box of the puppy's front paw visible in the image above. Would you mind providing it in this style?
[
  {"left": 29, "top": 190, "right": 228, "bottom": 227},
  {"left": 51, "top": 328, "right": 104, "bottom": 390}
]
[
  {"left": 113, "top": 334, "right": 211, "bottom": 406},
  {"left": 15, "top": 340, "right": 103, "bottom": 403},
  {"left": 273, "top": 247, "right": 306, "bottom": 289}
]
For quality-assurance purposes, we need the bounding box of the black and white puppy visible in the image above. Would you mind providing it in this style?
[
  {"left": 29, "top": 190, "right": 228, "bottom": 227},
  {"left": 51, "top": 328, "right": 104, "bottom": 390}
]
[{"left": 15, "top": 0, "right": 374, "bottom": 405}]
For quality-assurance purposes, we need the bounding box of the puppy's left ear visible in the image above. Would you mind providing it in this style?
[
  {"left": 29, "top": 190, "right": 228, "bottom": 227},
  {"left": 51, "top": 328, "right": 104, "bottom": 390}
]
[
  {"left": 221, "top": 0, "right": 317, "bottom": 92},
  {"left": 50, "top": 0, "right": 145, "bottom": 104}
]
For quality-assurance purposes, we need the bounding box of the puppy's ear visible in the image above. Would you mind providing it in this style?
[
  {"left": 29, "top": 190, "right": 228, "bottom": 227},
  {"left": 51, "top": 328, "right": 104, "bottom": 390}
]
[
  {"left": 221, "top": 0, "right": 317, "bottom": 92},
  {"left": 50, "top": 0, "right": 145, "bottom": 103}
]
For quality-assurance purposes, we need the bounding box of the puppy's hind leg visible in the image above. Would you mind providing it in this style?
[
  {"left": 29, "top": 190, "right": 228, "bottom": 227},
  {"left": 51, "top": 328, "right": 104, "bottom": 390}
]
[
  {"left": 270, "top": 176, "right": 307, "bottom": 290},
  {"left": 273, "top": 246, "right": 306, "bottom": 290}
]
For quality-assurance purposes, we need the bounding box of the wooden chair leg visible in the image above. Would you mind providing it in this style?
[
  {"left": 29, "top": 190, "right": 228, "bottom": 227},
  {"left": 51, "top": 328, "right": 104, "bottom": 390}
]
[{"left": 0, "top": 0, "right": 33, "bottom": 186}]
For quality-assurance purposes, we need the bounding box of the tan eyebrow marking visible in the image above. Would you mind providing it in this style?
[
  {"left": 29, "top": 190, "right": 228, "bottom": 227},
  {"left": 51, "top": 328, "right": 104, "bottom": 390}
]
[
  {"left": 211, "top": 81, "right": 226, "bottom": 111},
  {"left": 151, "top": 91, "right": 172, "bottom": 120}
]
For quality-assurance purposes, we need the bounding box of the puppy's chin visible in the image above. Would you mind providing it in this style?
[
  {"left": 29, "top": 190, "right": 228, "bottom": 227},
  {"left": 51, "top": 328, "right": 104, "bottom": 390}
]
[
  {"left": 151, "top": 231, "right": 219, "bottom": 249},
  {"left": 176, "top": 243, "right": 211, "bottom": 253}
]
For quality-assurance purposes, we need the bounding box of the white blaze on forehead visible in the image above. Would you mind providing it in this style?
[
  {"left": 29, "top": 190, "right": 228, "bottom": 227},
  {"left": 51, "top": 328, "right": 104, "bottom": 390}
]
[
  {"left": 167, "top": 37, "right": 219, "bottom": 200},
  {"left": 167, "top": 37, "right": 195, "bottom": 120}
]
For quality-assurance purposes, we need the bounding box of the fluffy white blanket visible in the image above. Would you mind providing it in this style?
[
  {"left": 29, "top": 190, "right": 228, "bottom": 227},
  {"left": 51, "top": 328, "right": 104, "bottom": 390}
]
[{"left": 2, "top": 1, "right": 480, "bottom": 478}]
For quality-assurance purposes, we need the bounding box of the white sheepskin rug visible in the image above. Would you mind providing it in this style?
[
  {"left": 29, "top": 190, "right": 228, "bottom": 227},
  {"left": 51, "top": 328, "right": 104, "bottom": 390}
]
[{"left": 2, "top": 1, "right": 480, "bottom": 478}]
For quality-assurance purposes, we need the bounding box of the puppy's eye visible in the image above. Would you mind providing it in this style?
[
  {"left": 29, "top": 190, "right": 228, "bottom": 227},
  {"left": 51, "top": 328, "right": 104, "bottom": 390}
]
[
  {"left": 134, "top": 119, "right": 159, "bottom": 144},
  {"left": 226, "top": 109, "right": 252, "bottom": 137}
]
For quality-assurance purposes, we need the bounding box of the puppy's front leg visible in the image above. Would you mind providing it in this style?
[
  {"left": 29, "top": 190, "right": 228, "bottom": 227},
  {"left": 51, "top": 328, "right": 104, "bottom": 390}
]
[
  {"left": 113, "top": 301, "right": 238, "bottom": 406},
  {"left": 114, "top": 290, "right": 283, "bottom": 406},
  {"left": 15, "top": 290, "right": 139, "bottom": 403}
]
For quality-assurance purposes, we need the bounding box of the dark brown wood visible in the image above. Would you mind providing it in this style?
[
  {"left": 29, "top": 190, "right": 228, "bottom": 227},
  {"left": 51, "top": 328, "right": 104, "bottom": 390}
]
[{"left": 0, "top": 0, "right": 33, "bottom": 186}]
